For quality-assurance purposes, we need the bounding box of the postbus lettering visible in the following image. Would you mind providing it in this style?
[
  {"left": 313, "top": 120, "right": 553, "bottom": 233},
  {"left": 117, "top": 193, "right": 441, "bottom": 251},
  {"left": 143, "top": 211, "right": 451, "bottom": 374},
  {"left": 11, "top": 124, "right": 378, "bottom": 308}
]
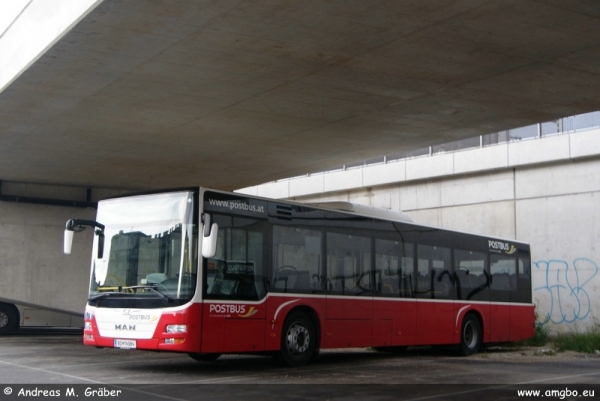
[
  {"left": 489, "top": 240, "right": 509, "bottom": 251},
  {"left": 209, "top": 304, "right": 246, "bottom": 314}
]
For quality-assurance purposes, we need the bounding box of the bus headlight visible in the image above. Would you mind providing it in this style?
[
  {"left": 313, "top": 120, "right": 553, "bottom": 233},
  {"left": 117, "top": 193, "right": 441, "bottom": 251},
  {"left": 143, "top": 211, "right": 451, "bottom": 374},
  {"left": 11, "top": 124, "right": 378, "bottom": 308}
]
[
  {"left": 84, "top": 322, "right": 92, "bottom": 331},
  {"left": 166, "top": 324, "right": 187, "bottom": 333}
]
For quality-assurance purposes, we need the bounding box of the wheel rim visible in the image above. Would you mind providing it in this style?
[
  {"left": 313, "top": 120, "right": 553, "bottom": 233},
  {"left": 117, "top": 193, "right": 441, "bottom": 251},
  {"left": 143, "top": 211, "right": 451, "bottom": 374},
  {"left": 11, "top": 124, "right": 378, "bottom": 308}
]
[
  {"left": 0, "top": 311, "right": 8, "bottom": 329},
  {"left": 463, "top": 321, "right": 478, "bottom": 348},
  {"left": 286, "top": 322, "right": 310, "bottom": 354}
]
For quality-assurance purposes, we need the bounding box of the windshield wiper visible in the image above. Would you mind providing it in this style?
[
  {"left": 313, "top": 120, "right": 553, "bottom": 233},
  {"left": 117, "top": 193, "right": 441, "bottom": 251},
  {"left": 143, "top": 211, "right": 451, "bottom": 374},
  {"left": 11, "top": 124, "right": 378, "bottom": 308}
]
[
  {"left": 88, "top": 292, "right": 121, "bottom": 302},
  {"left": 124, "top": 285, "right": 174, "bottom": 302},
  {"left": 88, "top": 285, "right": 174, "bottom": 302}
]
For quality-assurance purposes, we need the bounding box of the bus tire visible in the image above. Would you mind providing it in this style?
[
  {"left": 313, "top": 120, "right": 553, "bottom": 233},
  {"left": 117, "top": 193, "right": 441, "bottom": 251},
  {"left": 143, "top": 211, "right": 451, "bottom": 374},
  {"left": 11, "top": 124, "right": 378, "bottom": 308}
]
[
  {"left": 0, "top": 303, "right": 19, "bottom": 335},
  {"left": 459, "top": 314, "right": 482, "bottom": 356},
  {"left": 279, "top": 311, "right": 315, "bottom": 367},
  {"left": 188, "top": 353, "right": 221, "bottom": 362}
]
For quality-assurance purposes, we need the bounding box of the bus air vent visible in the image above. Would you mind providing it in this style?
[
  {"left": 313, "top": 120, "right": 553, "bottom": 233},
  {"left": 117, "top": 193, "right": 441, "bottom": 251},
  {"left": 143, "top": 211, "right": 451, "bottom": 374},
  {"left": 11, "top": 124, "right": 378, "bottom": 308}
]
[{"left": 275, "top": 205, "right": 292, "bottom": 220}]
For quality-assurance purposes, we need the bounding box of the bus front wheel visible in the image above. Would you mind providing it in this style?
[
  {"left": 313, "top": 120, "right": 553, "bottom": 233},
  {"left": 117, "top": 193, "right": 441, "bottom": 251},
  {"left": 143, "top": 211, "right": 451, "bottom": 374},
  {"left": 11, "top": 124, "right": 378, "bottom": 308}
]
[
  {"left": 279, "top": 311, "right": 315, "bottom": 367},
  {"left": 459, "top": 314, "right": 482, "bottom": 356}
]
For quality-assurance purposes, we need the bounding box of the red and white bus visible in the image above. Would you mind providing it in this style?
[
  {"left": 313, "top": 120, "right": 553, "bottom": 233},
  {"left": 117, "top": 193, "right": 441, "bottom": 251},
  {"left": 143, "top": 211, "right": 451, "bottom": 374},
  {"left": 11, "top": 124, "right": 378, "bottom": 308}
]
[{"left": 64, "top": 187, "right": 534, "bottom": 367}]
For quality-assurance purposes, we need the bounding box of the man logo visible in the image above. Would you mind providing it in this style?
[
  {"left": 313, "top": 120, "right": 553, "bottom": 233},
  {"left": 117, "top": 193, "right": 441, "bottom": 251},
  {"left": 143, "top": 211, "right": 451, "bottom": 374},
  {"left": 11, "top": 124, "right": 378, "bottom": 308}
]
[{"left": 115, "top": 324, "right": 136, "bottom": 331}]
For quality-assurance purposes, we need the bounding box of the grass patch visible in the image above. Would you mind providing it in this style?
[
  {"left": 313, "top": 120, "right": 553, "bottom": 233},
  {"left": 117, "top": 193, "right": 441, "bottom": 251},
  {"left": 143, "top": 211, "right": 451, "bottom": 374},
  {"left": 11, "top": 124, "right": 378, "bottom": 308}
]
[
  {"left": 552, "top": 327, "right": 600, "bottom": 354},
  {"left": 514, "top": 320, "right": 600, "bottom": 354},
  {"left": 521, "top": 322, "right": 550, "bottom": 347}
]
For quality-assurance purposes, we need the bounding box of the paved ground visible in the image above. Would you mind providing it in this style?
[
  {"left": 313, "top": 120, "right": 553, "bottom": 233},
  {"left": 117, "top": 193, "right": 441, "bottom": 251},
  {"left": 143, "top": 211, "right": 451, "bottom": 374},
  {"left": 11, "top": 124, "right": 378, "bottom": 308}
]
[{"left": 0, "top": 332, "right": 599, "bottom": 400}]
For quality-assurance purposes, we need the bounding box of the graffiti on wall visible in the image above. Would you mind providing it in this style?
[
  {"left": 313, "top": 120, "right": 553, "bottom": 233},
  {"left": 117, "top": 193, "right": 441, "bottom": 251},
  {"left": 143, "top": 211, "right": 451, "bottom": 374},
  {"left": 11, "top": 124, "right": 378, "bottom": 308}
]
[{"left": 533, "top": 258, "right": 598, "bottom": 325}]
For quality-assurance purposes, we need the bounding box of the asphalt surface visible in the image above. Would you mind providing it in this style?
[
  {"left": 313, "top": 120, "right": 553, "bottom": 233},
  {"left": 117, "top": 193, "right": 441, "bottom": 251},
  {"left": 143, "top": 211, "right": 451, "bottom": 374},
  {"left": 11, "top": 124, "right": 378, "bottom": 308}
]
[{"left": 0, "top": 332, "right": 599, "bottom": 400}]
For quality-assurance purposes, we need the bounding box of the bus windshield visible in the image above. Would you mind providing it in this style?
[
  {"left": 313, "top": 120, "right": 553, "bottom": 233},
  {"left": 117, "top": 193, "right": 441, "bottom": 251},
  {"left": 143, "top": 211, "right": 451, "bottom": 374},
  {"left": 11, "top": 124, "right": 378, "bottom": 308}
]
[{"left": 89, "top": 191, "right": 197, "bottom": 302}]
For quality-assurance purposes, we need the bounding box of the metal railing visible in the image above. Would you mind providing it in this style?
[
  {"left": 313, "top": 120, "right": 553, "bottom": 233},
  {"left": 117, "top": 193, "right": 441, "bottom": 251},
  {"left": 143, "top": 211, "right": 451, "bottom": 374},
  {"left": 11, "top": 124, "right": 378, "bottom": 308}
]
[{"left": 278, "top": 111, "right": 600, "bottom": 181}]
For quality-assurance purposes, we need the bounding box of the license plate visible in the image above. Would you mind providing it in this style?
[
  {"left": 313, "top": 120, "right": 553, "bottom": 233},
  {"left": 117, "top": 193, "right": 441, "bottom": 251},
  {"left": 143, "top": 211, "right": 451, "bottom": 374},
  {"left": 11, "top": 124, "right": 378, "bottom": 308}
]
[{"left": 114, "top": 339, "right": 136, "bottom": 349}]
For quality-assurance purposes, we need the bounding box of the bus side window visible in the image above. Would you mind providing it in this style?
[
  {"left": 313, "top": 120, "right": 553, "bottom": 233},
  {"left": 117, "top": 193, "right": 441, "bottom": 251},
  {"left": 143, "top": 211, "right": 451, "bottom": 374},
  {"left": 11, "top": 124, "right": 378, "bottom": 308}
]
[
  {"left": 516, "top": 256, "right": 532, "bottom": 303},
  {"left": 490, "top": 254, "right": 516, "bottom": 302},
  {"left": 416, "top": 245, "right": 452, "bottom": 299},
  {"left": 375, "top": 239, "right": 413, "bottom": 298},
  {"left": 327, "top": 232, "right": 371, "bottom": 295},
  {"left": 272, "top": 225, "right": 322, "bottom": 293},
  {"left": 454, "top": 249, "right": 487, "bottom": 301}
]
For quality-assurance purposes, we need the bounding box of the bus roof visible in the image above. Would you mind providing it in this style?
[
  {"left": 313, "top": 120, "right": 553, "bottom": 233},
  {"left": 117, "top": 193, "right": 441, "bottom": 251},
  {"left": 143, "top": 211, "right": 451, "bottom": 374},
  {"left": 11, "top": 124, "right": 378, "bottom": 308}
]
[
  {"left": 307, "top": 201, "right": 413, "bottom": 223},
  {"left": 207, "top": 187, "right": 529, "bottom": 246}
]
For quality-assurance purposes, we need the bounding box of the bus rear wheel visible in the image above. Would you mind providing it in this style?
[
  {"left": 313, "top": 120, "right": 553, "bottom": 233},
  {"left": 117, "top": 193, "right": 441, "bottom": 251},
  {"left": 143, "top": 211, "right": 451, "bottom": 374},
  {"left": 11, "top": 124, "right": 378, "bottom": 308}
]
[
  {"left": 279, "top": 311, "right": 315, "bottom": 367},
  {"left": 459, "top": 314, "right": 482, "bottom": 356}
]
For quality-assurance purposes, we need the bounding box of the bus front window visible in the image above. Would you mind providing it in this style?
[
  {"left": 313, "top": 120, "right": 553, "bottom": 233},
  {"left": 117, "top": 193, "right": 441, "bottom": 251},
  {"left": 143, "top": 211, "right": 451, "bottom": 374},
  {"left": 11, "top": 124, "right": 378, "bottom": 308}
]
[{"left": 90, "top": 191, "right": 197, "bottom": 302}]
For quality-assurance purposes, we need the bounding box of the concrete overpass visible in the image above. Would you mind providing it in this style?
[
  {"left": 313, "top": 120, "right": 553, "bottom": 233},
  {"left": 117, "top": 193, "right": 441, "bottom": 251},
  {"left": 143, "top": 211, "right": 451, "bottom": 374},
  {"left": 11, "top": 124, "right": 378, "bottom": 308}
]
[
  {"left": 2, "top": 0, "right": 600, "bottom": 191},
  {"left": 2, "top": 0, "right": 600, "bottom": 327}
]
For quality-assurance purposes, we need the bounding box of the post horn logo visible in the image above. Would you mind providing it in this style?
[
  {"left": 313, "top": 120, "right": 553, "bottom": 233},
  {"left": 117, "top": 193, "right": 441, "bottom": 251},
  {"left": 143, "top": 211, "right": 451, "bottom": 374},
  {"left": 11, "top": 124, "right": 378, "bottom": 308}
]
[{"left": 238, "top": 307, "right": 258, "bottom": 318}]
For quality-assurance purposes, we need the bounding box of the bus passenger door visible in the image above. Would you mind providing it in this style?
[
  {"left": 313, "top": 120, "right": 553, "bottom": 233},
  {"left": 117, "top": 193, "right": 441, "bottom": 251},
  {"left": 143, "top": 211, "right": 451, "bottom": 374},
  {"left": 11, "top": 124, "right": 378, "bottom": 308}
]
[
  {"left": 489, "top": 254, "right": 515, "bottom": 342},
  {"left": 374, "top": 238, "right": 417, "bottom": 347},
  {"left": 325, "top": 295, "right": 373, "bottom": 348},
  {"left": 324, "top": 232, "right": 373, "bottom": 348},
  {"left": 510, "top": 254, "right": 534, "bottom": 341},
  {"left": 415, "top": 244, "right": 455, "bottom": 345},
  {"left": 201, "top": 215, "right": 269, "bottom": 353}
]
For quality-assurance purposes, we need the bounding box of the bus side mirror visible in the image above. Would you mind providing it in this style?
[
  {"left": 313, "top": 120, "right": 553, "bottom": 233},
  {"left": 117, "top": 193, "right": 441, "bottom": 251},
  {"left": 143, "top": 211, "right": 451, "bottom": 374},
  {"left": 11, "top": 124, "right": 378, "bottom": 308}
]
[
  {"left": 64, "top": 229, "right": 74, "bottom": 254},
  {"left": 64, "top": 218, "right": 105, "bottom": 257},
  {"left": 96, "top": 229, "right": 105, "bottom": 259},
  {"left": 202, "top": 223, "right": 218, "bottom": 259}
]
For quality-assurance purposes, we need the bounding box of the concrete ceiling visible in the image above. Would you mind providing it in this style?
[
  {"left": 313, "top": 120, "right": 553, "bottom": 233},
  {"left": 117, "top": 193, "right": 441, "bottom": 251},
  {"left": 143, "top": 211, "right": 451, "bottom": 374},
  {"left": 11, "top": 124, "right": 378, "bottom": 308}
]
[{"left": 1, "top": 0, "right": 600, "bottom": 191}]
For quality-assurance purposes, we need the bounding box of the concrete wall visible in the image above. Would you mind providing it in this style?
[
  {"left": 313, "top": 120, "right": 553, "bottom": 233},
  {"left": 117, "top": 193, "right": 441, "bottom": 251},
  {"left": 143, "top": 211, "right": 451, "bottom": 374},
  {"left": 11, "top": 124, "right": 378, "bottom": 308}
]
[
  {"left": 0, "top": 182, "right": 121, "bottom": 316},
  {"left": 240, "top": 129, "right": 600, "bottom": 334}
]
